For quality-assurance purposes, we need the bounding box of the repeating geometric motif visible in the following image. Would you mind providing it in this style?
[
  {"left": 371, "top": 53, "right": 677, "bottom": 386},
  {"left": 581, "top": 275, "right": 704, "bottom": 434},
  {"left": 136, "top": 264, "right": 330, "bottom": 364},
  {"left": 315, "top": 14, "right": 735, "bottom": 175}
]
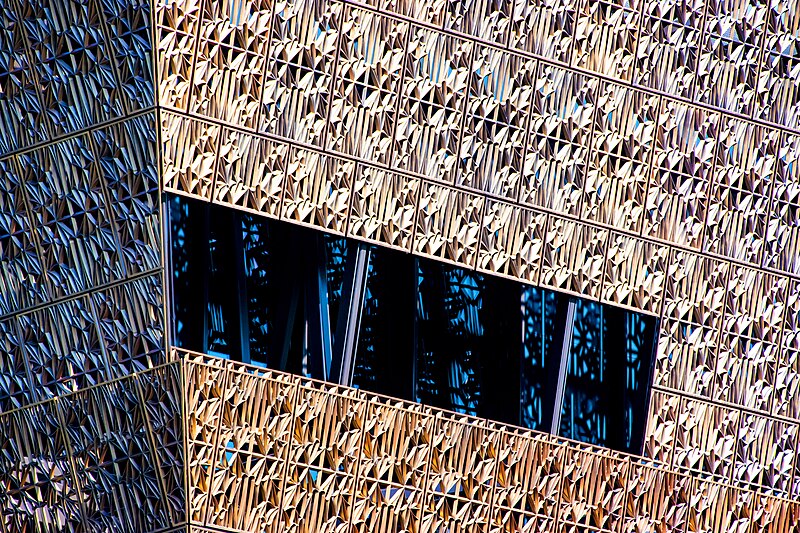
[
  {"left": 2, "top": 0, "right": 800, "bottom": 529},
  {"left": 0, "top": 364, "right": 183, "bottom": 533},
  {"left": 156, "top": 0, "right": 800, "bottom": 306},
  {"left": 181, "top": 352, "right": 800, "bottom": 533},
  {"left": 18, "top": 0, "right": 125, "bottom": 136},
  {"left": 0, "top": 108, "right": 161, "bottom": 320},
  {"left": 0, "top": 112, "right": 162, "bottom": 533},
  {"left": 154, "top": 0, "right": 800, "bottom": 500},
  {"left": 0, "top": 0, "right": 155, "bottom": 157},
  {"left": 20, "top": 135, "right": 125, "bottom": 296},
  {"left": 2, "top": 350, "right": 800, "bottom": 532},
  {"left": 0, "top": 105, "right": 163, "bottom": 412},
  {"left": 0, "top": 0, "right": 160, "bottom": 416},
  {"left": 0, "top": 3, "right": 49, "bottom": 154},
  {"left": 0, "top": 273, "right": 165, "bottom": 413}
]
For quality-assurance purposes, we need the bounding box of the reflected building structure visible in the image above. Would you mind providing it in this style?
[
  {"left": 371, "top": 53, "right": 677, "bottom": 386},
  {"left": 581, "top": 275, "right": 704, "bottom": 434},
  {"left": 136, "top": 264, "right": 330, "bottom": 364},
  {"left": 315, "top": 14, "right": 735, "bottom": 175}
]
[{"left": 1, "top": 0, "right": 800, "bottom": 531}]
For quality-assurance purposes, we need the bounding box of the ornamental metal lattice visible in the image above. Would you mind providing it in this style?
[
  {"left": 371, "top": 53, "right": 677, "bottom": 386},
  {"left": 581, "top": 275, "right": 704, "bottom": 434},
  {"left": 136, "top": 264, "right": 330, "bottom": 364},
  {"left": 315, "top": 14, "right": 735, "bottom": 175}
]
[{"left": 1, "top": 0, "right": 800, "bottom": 530}]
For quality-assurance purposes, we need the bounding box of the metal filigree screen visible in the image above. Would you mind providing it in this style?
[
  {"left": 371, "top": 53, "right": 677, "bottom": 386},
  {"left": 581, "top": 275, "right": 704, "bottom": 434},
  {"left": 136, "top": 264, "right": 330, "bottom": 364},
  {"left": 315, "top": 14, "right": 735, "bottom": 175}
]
[
  {"left": 1, "top": 0, "right": 800, "bottom": 530},
  {"left": 156, "top": 0, "right": 800, "bottom": 501}
]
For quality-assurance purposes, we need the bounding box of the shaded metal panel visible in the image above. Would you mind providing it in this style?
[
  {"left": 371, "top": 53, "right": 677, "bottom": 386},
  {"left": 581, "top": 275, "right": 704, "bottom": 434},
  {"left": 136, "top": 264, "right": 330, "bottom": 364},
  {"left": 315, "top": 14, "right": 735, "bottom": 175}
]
[
  {"left": 0, "top": 364, "right": 182, "bottom": 533},
  {"left": 573, "top": 0, "right": 640, "bottom": 81},
  {"left": 160, "top": 112, "right": 219, "bottom": 200},
  {"left": 459, "top": 45, "right": 535, "bottom": 199},
  {"left": 635, "top": 0, "right": 703, "bottom": 98},
  {"left": 2, "top": 401, "right": 86, "bottom": 532},
  {"left": 179, "top": 354, "right": 800, "bottom": 532},
  {"left": 58, "top": 378, "right": 171, "bottom": 531},
  {"left": 92, "top": 114, "right": 162, "bottom": 276},
  {"left": 695, "top": 0, "right": 764, "bottom": 115},
  {"left": 212, "top": 130, "right": 288, "bottom": 217},
  {"left": 348, "top": 166, "right": 420, "bottom": 251},
  {"left": 758, "top": 2, "right": 800, "bottom": 129},
  {"left": 154, "top": 0, "right": 800, "bottom": 481},
  {"left": 281, "top": 148, "right": 354, "bottom": 235},
  {"left": 259, "top": 0, "right": 341, "bottom": 146},
  {"left": 0, "top": 158, "right": 50, "bottom": 313},
  {"left": 16, "top": 0, "right": 125, "bottom": 136},
  {"left": 96, "top": 0, "right": 155, "bottom": 111},
  {"left": 394, "top": 26, "right": 473, "bottom": 181},
  {"left": 0, "top": 3, "right": 49, "bottom": 154},
  {"left": 328, "top": 7, "right": 408, "bottom": 163},
  {"left": 188, "top": 0, "right": 273, "bottom": 128},
  {"left": 17, "top": 298, "right": 110, "bottom": 403},
  {"left": 20, "top": 135, "right": 126, "bottom": 296},
  {"left": 3, "top": 0, "right": 800, "bottom": 527}
]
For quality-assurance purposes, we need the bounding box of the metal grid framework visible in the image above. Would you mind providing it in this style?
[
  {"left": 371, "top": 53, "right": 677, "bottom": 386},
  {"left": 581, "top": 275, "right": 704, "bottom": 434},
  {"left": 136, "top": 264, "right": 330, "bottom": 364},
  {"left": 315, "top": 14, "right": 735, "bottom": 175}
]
[
  {"left": 0, "top": 0, "right": 800, "bottom": 530},
  {"left": 180, "top": 351, "right": 799, "bottom": 533},
  {"left": 9, "top": 353, "right": 798, "bottom": 533},
  {"left": 0, "top": 362, "right": 184, "bottom": 532},
  {"left": 0, "top": 0, "right": 164, "bottom": 411},
  {"left": 156, "top": 0, "right": 800, "bottom": 501},
  {"left": 0, "top": 1, "right": 172, "bottom": 528},
  {"left": 0, "top": 110, "right": 165, "bottom": 410}
]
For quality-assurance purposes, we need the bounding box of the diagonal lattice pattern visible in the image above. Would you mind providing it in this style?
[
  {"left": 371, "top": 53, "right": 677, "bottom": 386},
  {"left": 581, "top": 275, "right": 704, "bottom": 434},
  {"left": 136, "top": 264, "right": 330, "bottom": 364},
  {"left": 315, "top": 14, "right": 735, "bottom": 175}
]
[
  {"left": 0, "top": 363, "right": 183, "bottom": 532},
  {"left": 155, "top": 0, "right": 800, "bottom": 501},
  {"left": 181, "top": 352, "right": 799, "bottom": 533},
  {"left": 1, "top": 0, "right": 800, "bottom": 529}
]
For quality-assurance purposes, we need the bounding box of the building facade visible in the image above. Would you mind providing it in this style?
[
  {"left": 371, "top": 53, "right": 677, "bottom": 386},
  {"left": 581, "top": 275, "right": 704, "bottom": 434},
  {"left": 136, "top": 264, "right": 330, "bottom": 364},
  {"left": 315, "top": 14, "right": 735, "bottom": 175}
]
[{"left": 1, "top": 0, "right": 800, "bottom": 531}]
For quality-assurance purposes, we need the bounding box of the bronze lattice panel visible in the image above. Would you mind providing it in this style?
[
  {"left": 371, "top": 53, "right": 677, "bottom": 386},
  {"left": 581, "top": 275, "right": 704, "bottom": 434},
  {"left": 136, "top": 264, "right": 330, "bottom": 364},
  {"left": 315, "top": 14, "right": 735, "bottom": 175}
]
[
  {"left": 154, "top": 0, "right": 800, "bottom": 503},
  {"left": 1, "top": 0, "right": 800, "bottom": 530},
  {"left": 177, "top": 353, "right": 800, "bottom": 533}
]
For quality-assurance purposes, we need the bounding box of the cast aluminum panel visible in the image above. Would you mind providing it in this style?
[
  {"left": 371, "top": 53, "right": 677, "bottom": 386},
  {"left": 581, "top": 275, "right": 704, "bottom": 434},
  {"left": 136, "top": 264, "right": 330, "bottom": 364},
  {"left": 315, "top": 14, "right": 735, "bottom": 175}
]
[
  {"left": 9, "top": 354, "right": 795, "bottom": 533},
  {"left": 154, "top": 0, "right": 800, "bottom": 501},
  {"left": 0, "top": 0, "right": 799, "bottom": 529},
  {"left": 188, "top": 353, "right": 800, "bottom": 532}
]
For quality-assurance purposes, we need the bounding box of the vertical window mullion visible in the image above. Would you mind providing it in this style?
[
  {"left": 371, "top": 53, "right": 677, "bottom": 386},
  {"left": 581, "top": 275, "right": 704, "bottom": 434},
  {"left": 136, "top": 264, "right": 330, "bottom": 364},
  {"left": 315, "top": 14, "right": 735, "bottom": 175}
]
[
  {"left": 551, "top": 298, "right": 577, "bottom": 436},
  {"left": 231, "top": 211, "right": 250, "bottom": 364},
  {"left": 330, "top": 243, "right": 371, "bottom": 386}
]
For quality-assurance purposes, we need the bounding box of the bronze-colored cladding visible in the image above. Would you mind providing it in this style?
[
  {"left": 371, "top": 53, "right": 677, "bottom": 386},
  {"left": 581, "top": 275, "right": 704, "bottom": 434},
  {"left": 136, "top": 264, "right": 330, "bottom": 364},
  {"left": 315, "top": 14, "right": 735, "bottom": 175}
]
[
  {"left": 155, "top": 0, "right": 800, "bottom": 500},
  {"left": 0, "top": 109, "right": 164, "bottom": 413},
  {"left": 1, "top": 0, "right": 800, "bottom": 528},
  {"left": 159, "top": 354, "right": 800, "bottom": 531},
  {"left": 0, "top": 273, "right": 165, "bottom": 411},
  {"left": 16, "top": 353, "right": 794, "bottom": 532},
  {"left": 156, "top": 0, "right": 800, "bottom": 292},
  {"left": 2, "top": 355, "right": 800, "bottom": 532},
  {"left": 0, "top": 0, "right": 163, "bottom": 417},
  {"left": 181, "top": 354, "right": 800, "bottom": 532}
]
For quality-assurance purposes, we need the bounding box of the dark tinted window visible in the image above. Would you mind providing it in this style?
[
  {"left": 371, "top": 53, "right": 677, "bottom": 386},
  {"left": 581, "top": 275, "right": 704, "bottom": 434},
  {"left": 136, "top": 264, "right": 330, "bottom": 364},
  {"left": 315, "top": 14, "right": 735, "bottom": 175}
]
[{"left": 169, "top": 194, "right": 658, "bottom": 453}]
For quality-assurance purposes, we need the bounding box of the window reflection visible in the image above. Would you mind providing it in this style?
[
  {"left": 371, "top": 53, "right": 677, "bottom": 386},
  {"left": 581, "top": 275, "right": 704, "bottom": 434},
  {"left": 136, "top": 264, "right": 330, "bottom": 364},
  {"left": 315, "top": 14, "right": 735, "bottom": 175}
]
[{"left": 169, "top": 194, "right": 658, "bottom": 453}]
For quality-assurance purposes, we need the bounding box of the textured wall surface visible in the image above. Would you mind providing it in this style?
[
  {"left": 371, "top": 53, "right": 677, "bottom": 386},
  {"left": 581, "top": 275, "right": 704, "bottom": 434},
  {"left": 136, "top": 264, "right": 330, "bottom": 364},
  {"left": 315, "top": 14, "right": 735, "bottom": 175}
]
[
  {"left": 156, "top": 0, "right": 800, "bottom": 500},
  {"left": 0, "top": 2, "right": 172, "bottom": 530},
  {"left": 0, "top": 363, "right": 183, "bottom": 532},
  {"left": 3, "top": 354, "right": 798, "bottom": 533},
  {"left": 2, "top": 0, "right": 800, "bottom": 530},
  {"left": 182, "top": 352, "right": 799, "bottom": 533},
  {"left": 0, "top": 112, "right": 165, "bottom": 411},
  {"left": 0, "top": 0, "right": 154, "bottom": 155},
  {"left": 0, "top": 0, "right": 165, "bottom": 413}
]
